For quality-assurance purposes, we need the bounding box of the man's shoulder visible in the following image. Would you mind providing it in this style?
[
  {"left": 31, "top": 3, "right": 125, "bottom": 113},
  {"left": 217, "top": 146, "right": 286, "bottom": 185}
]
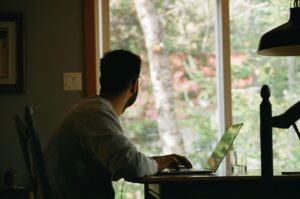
[
  {"left": 72, "top": 96, "right": 118, "bottom": 121},
  {"left": 71, "top": 96, "right": 110, "bottom": 112}
]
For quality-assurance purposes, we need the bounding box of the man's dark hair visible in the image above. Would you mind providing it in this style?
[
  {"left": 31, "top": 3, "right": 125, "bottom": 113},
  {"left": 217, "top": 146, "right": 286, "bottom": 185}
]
[{"left": 100, "top": 49, "right": 141, "bottom": 98}]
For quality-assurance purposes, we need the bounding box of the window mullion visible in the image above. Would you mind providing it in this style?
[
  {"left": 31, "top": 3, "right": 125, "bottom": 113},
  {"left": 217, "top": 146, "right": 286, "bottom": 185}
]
[{"left": 215, "top": 0, "right": 232, "bottom": 175}]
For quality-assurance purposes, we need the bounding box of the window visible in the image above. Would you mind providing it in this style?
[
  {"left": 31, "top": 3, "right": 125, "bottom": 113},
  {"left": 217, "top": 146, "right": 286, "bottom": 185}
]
[
  {"left": 109, "top": 0, "right": 231, "bottom": 169},
  {"left": 105, "top": 0, "right": 230, "bottom": 197},
  {"left": 230, "top": 0, "right": 300, "bottom": 172},
  {"left": 91, "top": 0, "right": 300, "bottom": 198}
]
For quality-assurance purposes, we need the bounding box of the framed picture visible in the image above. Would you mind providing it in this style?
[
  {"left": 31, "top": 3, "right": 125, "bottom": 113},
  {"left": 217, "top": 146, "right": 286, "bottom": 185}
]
[{"left": 0, "top": 12, "right": 23, "bottom": 93}]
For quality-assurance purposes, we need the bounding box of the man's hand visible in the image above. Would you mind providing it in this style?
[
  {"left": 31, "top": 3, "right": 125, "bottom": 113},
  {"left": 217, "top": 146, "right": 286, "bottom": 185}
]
[{"left": 151, "top": 154, "right": 193, "bottom": 172}]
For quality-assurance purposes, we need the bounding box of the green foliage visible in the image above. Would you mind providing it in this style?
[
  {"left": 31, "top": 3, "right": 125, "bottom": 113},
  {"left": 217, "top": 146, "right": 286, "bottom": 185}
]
[
  {"left": 110, "top": 0, "right": 145, "bottom": 53},
  {"left": 110, "top": 0, "right": 300, "bottom": 198},
  {"left": 113, "top": 180, "right": 144, "bottom": 199},
  {"left": 230, "top": 0, "right": 300, "bottom": 171},
  {"left": 120, "top": 117, "right": 160, "bottom": 155}
]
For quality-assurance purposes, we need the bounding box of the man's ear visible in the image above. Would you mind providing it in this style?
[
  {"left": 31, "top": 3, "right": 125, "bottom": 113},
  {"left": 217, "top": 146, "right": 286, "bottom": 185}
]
[{"left": 130, "top": 80, "right": 138, "bottom": 93}]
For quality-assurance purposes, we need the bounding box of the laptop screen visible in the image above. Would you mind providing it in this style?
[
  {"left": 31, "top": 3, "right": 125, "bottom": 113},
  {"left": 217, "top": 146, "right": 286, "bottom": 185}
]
[{"left": 204, "top": 123, "right": 243, "bottom": 172}]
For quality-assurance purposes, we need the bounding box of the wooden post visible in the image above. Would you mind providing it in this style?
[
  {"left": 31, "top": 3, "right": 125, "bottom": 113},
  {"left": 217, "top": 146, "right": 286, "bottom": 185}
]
[{"left": 260, "top": 85, "right": 273, "bottom": 195}]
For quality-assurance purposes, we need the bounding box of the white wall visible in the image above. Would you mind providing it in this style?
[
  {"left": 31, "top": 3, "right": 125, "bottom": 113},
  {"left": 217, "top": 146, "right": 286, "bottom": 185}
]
[{"left": 0, "top": 0, "right": 85, "bottom": 186}]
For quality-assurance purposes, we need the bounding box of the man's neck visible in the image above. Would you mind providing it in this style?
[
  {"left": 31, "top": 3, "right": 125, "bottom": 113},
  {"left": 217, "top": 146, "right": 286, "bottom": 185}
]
[{"left": 100, "top": 93, "right": 127, "bottom": 116}]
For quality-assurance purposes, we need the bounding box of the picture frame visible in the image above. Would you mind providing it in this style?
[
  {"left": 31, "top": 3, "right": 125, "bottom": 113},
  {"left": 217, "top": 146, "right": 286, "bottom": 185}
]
[{"left": 0, "top": 12, "right": 23, "bottom": 93}]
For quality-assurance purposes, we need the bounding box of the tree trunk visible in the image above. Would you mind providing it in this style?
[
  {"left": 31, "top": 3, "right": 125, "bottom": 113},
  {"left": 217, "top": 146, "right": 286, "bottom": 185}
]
[{"left": 134, "top": 0, "right": 184, "bottom": 154}]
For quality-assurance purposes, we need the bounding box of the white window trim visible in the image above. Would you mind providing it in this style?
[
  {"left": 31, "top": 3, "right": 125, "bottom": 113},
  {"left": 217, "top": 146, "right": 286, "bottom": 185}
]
[
  {"left": 97, "top": 0, "right": 110, "bottom": 93},
  {"left": 98, "top": 0, "right": 110, "bottom": 56},
  {"left": 215, "top": 0, "right": 233, "bottom": 175}
]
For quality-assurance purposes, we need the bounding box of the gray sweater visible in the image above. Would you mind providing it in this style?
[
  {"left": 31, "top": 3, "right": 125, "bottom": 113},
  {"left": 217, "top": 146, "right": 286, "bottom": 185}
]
[{"left": 44, "top": 96, "right": 157, "bottom": 199}]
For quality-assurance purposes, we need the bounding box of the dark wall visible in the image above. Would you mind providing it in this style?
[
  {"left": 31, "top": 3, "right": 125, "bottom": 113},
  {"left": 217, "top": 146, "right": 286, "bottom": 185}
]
[{"left": 0, "top": 0, "right": 85, "bottom": 186}]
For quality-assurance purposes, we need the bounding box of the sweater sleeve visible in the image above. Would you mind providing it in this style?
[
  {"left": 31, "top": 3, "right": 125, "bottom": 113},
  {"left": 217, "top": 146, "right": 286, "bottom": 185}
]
[{"left": 79, "top": 109, "right": 158, "bottom": 179}]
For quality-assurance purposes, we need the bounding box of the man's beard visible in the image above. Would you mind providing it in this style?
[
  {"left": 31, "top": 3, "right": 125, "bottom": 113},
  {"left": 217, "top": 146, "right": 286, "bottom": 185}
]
[{"left": 123, "top": 91, "right": 138, "bottom": 111}]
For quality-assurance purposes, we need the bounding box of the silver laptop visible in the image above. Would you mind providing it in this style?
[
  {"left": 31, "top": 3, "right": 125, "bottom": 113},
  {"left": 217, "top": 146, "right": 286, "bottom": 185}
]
[{"left": 156, "top": 123, "right": 243, "bottom": 175}]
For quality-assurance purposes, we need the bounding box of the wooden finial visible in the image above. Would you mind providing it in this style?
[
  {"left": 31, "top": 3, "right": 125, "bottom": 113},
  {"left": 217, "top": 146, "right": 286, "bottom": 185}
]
[{"left": 261, "top": 85, "right": 270, "bottom": 100}]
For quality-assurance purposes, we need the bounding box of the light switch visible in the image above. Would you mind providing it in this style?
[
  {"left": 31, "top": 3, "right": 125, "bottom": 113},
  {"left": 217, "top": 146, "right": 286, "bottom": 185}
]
[{"left": 63, "top": 72, "right": 82, "bottom": 91}]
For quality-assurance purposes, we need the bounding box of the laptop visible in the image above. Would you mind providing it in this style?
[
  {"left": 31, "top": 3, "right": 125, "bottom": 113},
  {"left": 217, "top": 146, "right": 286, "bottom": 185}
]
[{"left": 156, "top": 123, "right": 243, "bottom": 175}]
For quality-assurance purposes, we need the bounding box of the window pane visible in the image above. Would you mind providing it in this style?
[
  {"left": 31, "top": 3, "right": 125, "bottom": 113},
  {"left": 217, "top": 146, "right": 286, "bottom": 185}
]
[
  {"left": 230, "top": 0, "right": 300, "bottom": 172},
  {"left": 110, "top": 0, "right": 218, "bottom": 197}
]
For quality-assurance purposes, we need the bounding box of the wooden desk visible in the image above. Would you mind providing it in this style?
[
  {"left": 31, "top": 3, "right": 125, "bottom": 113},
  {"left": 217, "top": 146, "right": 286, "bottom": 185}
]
[{"left": 137, "top": 173, "right": 300, "bottom": 199}]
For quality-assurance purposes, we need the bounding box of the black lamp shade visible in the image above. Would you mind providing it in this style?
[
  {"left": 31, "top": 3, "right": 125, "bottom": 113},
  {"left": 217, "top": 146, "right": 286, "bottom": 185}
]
[{"left": 257, "top": 7, "right": 300, "bottom": 56}]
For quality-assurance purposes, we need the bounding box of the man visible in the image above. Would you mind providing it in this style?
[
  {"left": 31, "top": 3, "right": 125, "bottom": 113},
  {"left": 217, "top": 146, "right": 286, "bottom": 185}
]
[{"left": 44, "top": 49, "right": 192, "bottom": 199}]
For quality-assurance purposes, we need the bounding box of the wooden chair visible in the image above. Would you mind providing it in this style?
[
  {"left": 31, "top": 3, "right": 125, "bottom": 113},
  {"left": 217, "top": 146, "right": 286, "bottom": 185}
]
[
  {"left": 260, "top": 85, "right": 300, "bottom": 196},
  {"left": 13, "top": 105, "right": 52, "bottom": 199},
  {"left": 260, "top": 85, "right": 300, "bottom": 176}
]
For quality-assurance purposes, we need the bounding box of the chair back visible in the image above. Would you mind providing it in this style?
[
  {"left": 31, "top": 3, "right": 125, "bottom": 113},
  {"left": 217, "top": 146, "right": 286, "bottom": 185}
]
[
  {"left": 13, "top": 115, "right": 35, "bottom": 187},
  {"left": 14, "top": 105, "right": 52, "bottom": 199}
]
